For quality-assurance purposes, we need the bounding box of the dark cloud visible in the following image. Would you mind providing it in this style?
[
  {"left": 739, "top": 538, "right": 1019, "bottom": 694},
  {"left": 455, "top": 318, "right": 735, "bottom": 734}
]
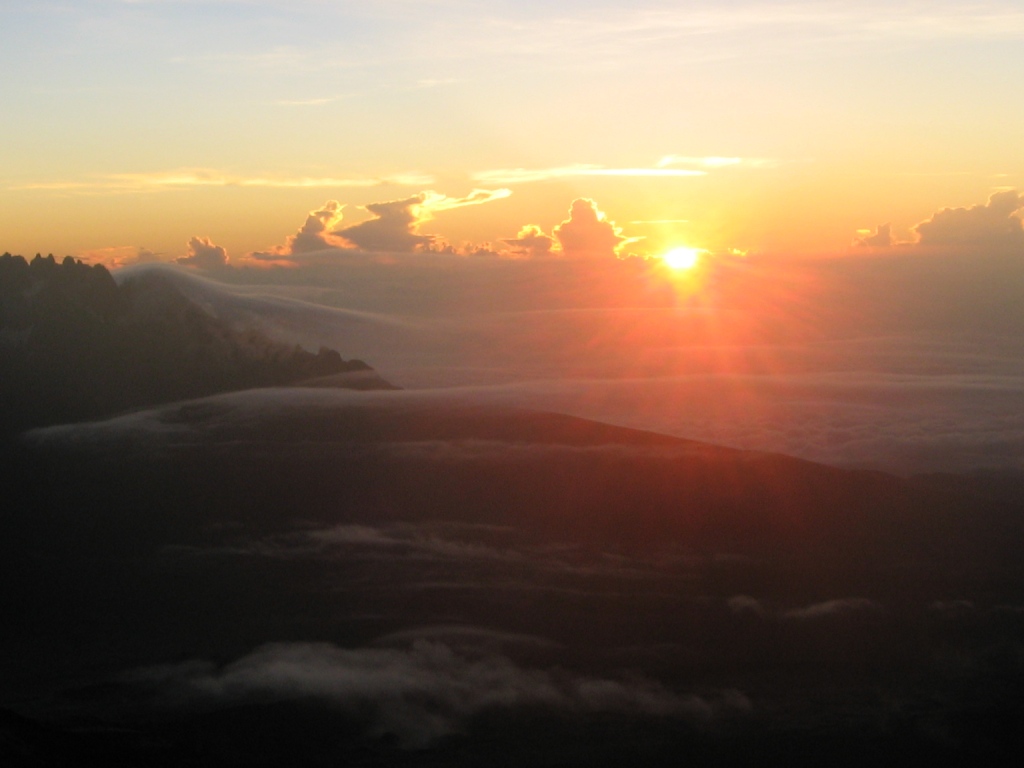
[
  {"left": 553, "top": 198, "right": 626, "bottom": 258},
  {"left": 783, "top": 598, "right": 879, "bottom": 620},
  {"left": 914, "top": 190, "right": 1024, "bottom": 250},
  {"left": 175, "top": 236, "right": 228, "bottom": 269},
  {"left": 372, "top": 625, "right": 560, "bottom": 654},
  {"left": 125, "top": 640, "right": 735, "bottom": 747},
  {"left": 727, "top": 595, "right": 768, "bottom": 618},
  {"left": 334, "top": 195, "right": 435, "bottom": 253}
]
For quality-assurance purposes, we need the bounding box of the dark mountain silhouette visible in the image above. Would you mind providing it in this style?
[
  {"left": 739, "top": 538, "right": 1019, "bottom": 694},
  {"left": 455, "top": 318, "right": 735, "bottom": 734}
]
[{"left": 0, "top": 253, "right": 394, "bottom": 434}]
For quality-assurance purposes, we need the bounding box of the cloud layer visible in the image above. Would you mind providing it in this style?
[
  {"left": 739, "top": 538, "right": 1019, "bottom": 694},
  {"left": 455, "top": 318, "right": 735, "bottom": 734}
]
[{"left": 127, "top": 640, "right": 736, "bottom": 746}]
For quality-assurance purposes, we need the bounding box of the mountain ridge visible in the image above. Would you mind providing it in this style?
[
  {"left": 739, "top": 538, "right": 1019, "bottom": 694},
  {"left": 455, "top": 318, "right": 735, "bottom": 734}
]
[{"left": 0, "top": 253, "right": 395, "bottom": 435}]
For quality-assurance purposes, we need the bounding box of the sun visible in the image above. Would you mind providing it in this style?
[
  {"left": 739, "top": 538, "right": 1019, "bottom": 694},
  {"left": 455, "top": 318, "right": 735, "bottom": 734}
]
[{"left": 662, "top": 247, "right": 702, "bottom": 270}]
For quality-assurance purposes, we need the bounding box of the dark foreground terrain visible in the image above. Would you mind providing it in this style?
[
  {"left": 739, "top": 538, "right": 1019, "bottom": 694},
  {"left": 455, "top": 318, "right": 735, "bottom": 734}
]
[
  {"left": 0, "top": 254, "right": 393, "bottom": 436},
  {"left": 2, "top": 391, "right": 1024, "bottom": 766}
]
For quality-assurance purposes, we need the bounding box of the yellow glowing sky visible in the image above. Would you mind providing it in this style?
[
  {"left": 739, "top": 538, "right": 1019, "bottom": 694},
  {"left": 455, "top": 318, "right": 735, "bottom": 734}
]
[{"left": 1, "top": 1, "right": 1022, "bottom": 263}]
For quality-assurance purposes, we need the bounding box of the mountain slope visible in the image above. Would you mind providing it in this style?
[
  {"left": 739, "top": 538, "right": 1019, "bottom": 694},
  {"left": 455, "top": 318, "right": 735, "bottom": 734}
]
[{"left": 0, "top": 254, "right": 394, "bottom": 434}]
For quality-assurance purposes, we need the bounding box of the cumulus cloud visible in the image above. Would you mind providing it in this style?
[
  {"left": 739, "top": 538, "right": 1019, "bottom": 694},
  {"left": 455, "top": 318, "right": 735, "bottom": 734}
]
[
  {"left": 245, "top": 200, "right": 350, "bottom": 263},
  {"left": 175, "top": 236, "right": 228, "bottom": 269},
  {"left": 330, "top": 190, "right": 510, "bottom": 253},
  {"left": 287, "top": 200, "right": 347, "bottom": 254},
  {"left": 125, "top": 640, "right": 741, "bottom": 747},
  {"left": 501, "top": 224, "right": 556, "bottom": 259},
  {"left": 854, "top": 223, "right": 892, "bottom": 248},
  {"left": 914, "top": 190, "right": 1024, "bottom": 250},
  {"left": 334, "top": 194, "right": 435, "bottom": 252},
  {"left": 553, "top": 198, "right": 626, "bottom": 258}
]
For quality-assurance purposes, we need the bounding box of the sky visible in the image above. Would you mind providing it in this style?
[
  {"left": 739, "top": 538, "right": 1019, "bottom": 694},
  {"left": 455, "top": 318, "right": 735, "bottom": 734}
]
[
  {"left": 5, "top": 1, "right": 1024, "bottom": 474},
  {"left": 3, "top": 0, "right": 1024, "bottom": 261}
]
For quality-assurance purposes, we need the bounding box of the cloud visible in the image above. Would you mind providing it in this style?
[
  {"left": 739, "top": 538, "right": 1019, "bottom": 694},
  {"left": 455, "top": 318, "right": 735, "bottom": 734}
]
[
  {"left": 727, "top": 595, "right": 768, "bottom": 618},
  {"left": 855, "top": 223, "right": 893, "bottom": 248},
  {"left": 77, "top": 245, "right": 163, "bottom": 269},
  {"left": 287, "top": 200, "right": 347, "bottom": 254},
  {"left": 783, "top": 598, "right": 879, "bottom": 620},
  {"left": 472, "top": 164, "right": 706, "bottom": 185},
  {"left": 330, "top": 190, "right": 510, "bottom": 253},
  {"left": 12, "top": 170, "right": 436, "bottom": 194},
  {"left": 420, "top": 188, "right": 512, "bottom": 213},
  {"left": 553, "top": 198, "right": 626, "bottom": 258},
  {"left": 913, "top": 190, "right": 1024, "bottom": 250},
  {"left": 135, "top": 247, "right": 162, "bottom": 264},
  {"left": 175, "top": 236, "right": 228, "bottom": 269},
  {"left": 501, "top": 224, "right": 556, "bottom": 259},
  {"left": 235, "top": 175, "right": 435, "bottom": 189},
  {"left": 372, "top": 625, "right": 558, "bottom": 654},
  {"left": 334, "top": 194, "right": 435, "bottom": 253},
  {"left": 125, "top": 640, "right": 741, "bottom": 747}
]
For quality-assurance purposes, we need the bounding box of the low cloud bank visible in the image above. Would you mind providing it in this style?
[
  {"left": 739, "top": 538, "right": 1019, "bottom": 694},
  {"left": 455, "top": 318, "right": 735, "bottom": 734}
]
[
  {"left": 24, "top": 362, "right": 1024, "bottom": 474},
  {"left": 126, "top": 640, "right": 746, "bottom": 746}
]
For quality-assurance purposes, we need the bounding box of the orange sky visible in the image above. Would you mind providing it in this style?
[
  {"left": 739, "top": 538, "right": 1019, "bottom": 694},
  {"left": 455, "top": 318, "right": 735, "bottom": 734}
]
[{"left": 2, "top": 2, "right": 1022, "bottom": 263}]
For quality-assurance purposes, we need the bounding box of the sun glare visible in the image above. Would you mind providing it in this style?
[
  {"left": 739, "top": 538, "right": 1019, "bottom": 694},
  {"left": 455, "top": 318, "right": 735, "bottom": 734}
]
[{"left": 662, "top": 247, "right": 701, "bottom": 270}]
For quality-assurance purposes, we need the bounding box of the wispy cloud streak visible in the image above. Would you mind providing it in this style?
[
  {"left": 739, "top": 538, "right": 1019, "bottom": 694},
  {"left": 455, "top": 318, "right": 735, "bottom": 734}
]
[
  {"left": 12, "top": 170, "right": 436, "bottom": 193},
  {"left": 472, "top": 165, "right": 706, "bottom": 185}
]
